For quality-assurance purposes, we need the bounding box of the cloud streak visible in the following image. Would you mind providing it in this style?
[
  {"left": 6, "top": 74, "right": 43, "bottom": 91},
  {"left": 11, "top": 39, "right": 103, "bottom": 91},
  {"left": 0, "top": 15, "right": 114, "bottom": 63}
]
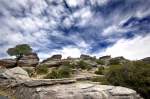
[{"left": 0, "top": 0, "right": 150, "bottom": 60}]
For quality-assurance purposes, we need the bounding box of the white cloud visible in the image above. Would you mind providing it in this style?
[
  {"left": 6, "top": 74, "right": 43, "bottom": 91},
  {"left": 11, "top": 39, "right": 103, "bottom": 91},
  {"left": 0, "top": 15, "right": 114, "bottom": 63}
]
[
  {"left": 66, "top": 0, "right": 85, "bottom": 7},
  {"left": 90, "top": 0, "right": 108, "bottom": 5},
  {"left": 101, "top": 34, "right": 150, "bottom": 60},
  {"left": 60, "top": 46, "right": 82, "bottom": 58}
]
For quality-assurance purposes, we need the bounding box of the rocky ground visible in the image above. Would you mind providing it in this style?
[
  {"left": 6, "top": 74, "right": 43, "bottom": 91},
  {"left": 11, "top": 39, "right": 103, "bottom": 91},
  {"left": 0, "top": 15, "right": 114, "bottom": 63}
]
[
  {"left": 0, "top": 67, "right": 142, "bottom": 99},
  {"left": 0, "top": 54, "right": 146, "bottom": 99}
]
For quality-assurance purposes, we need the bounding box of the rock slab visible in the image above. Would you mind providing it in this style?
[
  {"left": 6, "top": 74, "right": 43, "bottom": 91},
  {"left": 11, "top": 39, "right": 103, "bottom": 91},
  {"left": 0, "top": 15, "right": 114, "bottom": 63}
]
[
  {"left": 18, "top": 53, "right": 39, "bottom": 67},
  {"left": 15, "top": 82, "right": 141, "bottom": 99}
]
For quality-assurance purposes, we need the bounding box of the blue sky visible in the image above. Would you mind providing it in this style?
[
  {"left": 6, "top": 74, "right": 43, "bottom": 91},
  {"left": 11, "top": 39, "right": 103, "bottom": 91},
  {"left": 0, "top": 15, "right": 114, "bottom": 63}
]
[{"left": 0, "top": 0, "right": 150, "bottom": 60}]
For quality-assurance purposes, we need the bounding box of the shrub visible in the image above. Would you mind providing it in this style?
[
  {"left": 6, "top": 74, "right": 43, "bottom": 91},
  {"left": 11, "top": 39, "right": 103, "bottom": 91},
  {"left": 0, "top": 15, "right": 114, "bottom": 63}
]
[
  {"left": 105, "top": 61, "right": 150, "bottom": 99},
  {"left": 96, "top": 60, "right": 105, "bottom": 65},
  {"left": 77, "top": 60, "right": 92, "bottom": 70},
  {"left": 44, "top": 66, "right": 72, "bottom": 79},
  {"left": 91, "top": 76, "right": 108, "bottom": 84},
  {"left": 36, "top": 65, "right": 48, "bottom": 74},
  {"left": 95, "top": 67, "right": 104, "bottom": 75},
  {"left": 59, "top": 66, "right": 72, "bottom": 78},
  {"left": 24, "top": 68, "right": 34, "bottom": 77},
  {"left": 62, "top": 61, "right": 76, "bottom": 69},
  {"left": 44, "top": 69, "right": 59, "bottom": 79},
  {"left": 109, "top": 58, "right": 120, "bottom": 65}
]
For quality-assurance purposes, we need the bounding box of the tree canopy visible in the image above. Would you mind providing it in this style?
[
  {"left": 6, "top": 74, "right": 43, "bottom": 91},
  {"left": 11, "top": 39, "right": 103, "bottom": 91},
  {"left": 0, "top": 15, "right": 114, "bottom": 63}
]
[{"left": 7, "top": 44, "right": 32, "bottom": 58}]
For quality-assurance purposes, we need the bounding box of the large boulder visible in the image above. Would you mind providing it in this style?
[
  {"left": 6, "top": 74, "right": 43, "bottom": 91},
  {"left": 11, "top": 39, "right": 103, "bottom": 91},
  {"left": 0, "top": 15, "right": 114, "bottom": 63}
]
[
  {"left": 15, "top": 82, "right": 142, "bottom": 99},
  {"left": 41, "top": 54, "right": 62, "bottom": 67},
  {"left": 0, "top": 67, "right": 30, "bottom": 88},
  {"left": 41, "top": 60, "right": 62, "bottom": 67},
  {"left": 18, "top": 53, "right": 39, "bottom": 67},
  {"left": 49, "top": 54, "right": 62, "bottom": 60},
  {"left": 99, "top": 55, "right": 111, "bottom": 65},
  {"left": 0, "top": 67, "right": 30, "bottom": 81},
  {"left": 80, "top": 54, "right": 94, "bottom": 60},
  {"left": 0, "top": 59, "right": 16, "bottom": 68}
]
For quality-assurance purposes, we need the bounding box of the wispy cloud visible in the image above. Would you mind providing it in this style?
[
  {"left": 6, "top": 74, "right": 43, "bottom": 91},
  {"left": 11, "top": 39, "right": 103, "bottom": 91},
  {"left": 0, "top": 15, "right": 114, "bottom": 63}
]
[{"left": 0, "top": 0, "right": 150, "bottom": 59}]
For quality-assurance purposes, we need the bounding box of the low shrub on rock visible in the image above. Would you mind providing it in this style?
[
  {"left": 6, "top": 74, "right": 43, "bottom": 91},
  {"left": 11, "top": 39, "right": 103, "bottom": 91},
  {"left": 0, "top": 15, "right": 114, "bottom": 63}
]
[
  {"left": 36, "top": 65, "right": 48, "bottom": 74},
  {"left": 62, "top": 61, "right": 76, "bottom": 69},
  {"left": 24, "top": 68, "right": 34, "bottom": 77},
  {"left": 95, "top": 66, "right": 104, "bottom": 75},
  {"left": 44, "top": 66, "right": 72, "bottom": 79},
  {"left": 96, "top": 60, "right": 105, "bottom": 65},
  {"left": 105, "top": 61, "right": 150, "bottom": 99},
  {"left": 109, "top": 58, "right": 120, "bottom": 65},
  {"left": 91, "top": 76, "right": 108, "bottom": 84},
  {"left": 77, "top": 60, "right": 92, "bottom": 70}
]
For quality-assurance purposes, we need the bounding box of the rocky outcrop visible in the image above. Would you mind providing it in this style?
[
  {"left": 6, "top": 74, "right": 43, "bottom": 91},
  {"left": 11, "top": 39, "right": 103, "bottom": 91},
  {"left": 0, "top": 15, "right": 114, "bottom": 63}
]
[
  {"left": 109, "top": 56, "right": 129, "bottom": 65},
  {"left": 0, "top": 67, "right": 30, "bottom": 88},
  {"left": 80, "top": 54, "right": 95, "bottom": 60},
  {"left": 99, "top": 55, "right": 111, "bottom": 60},
  {"left": 50, "top": 54, "right": 62, "bottom": 60},
  {"left": 41, "top": 59, "right": 62, "bottom": 67},
  {"left": 0, "top": 59, "right": 16, "bottom": 68},
  {"left": 99, "top": 55, "right": 111, "bottom": 65},
  {"left": 41, "top": 54, "right": 62, "bottom": 67},
  {"left": 15, "top": 82, "right": 141, "bottom": 99},
  {"left": 141, "top": 57, "right": 150, "bottom": 64},
  {"left": 0, "top": 53, "right": 39, "bottom": 68},
  {"left": 0, "top": 67, "right": 30, "bottom": 80},
  {"left": 18, "top": 53, "right": 39, "bottom": 67},
  {"left": 0, "top": 67, "right": 142, "bottom": 99}
]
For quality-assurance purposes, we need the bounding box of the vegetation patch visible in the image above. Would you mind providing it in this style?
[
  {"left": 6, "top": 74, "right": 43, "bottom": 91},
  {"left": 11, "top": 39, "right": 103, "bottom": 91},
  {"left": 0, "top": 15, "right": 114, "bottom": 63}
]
[
  {"left": 77, "top": 60, "right": 92, "bottom": 70},
  {"left": 23, "top": 68, "right": 34, "bottom": 77},
  {"left": 95, "top": 67, "right": 105, "bottom": 75},
  {"left": 36, "top": 65, "right": 48, "bottom": 74},
  {"left": 105, "top": 61, "right": 150, "bottom": 99},
  {"left": 44, "top": 66, "right": 72, "bottom": 79},
  {"left": 96, "top": 60, "right": 105, "bottom": 65},
  {"left": 91, "top": 76, "right": 108, "bottom": 84}
]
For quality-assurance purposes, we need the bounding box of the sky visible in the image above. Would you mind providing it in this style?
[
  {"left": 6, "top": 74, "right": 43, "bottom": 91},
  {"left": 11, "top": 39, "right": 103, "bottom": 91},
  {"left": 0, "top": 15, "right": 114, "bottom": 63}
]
[{"left": 0, "top": 0, "right": 150, "bottom": 60}]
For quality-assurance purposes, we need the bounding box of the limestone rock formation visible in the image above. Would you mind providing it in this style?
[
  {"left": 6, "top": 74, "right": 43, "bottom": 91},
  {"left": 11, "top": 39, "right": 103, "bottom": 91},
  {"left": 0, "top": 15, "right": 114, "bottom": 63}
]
[
  {"left": 0, "top": 67, "right": 30, "bottom": 80},
  {"left": 18, "top": 53, "right": 39, "bottom": 67},
  {"left": 99, "top": 55, "right": 111, "bottom": 65},
  {"left": 0, "top": 67, "right": 142, "bottom": 99},
  {"left": 15, "top": 82, "right": 141, "bottom": 99},
  {"left": 141, "top": 57, "right": 150, "bottom": 64},
  {"left": 109, "top": 56, "right": 129, "bottom": 65},
  {"left": 80, "top": 54, "right": 95, "bottom": 60},
  {"left": 0, "top": 59, "right": 16, "bottom": 68},
  {"left": 0, "top": 67, "right": 30, "bottom": 88},
  {"left": 41, "top": 59, "right": 62, "bottom": 67},
  {"left": 41, "top": 54, "right": 62, "bottom": 67},
  {"left": 50, "top": 54, "right": 62, "bottom": 60}
]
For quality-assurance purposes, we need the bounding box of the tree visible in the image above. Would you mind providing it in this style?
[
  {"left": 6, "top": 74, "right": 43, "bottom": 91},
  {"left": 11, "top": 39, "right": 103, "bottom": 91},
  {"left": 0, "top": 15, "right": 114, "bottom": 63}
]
[{"left": 7, "top": 44, "right": 32, "bottom": 66}]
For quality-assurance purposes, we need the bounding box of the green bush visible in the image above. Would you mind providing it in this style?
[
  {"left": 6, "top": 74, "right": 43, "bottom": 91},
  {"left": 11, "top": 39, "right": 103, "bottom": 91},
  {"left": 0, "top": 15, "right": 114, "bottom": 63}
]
[
  {"left": 44, "top": 66, "right": 72, "bottom": 79},
  {"left": 44, "top": 69, "right": 59, "bottom": 79},
  {"left": 91, "top": 76, "right": 108, "bottom": 84},
  {"left": 96, "top": 60, "right": 105, "bottom": 65},
  {"left": 77, "top": 60, "right": 92, "bottom": 70},
  {"left": 62, "top": 61, "right": 76, "bottom": 69},
  {"left": 109, "top": 58, "right": 120, "bottom": 65},
  {"left": 59, "top": 66, "right": 72, "bottom": 78},
  {"left": 95, "top": 67, "right": 104, "bottom": 75},
  {"left": 36, "top": 65, "right": 48, "bottom": 74},
  {"left": 105, "top": 61, "right": 150, "bottom": 99},
  {"left": 24, "top": 68, "right": 34, "bottom": 77}
]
